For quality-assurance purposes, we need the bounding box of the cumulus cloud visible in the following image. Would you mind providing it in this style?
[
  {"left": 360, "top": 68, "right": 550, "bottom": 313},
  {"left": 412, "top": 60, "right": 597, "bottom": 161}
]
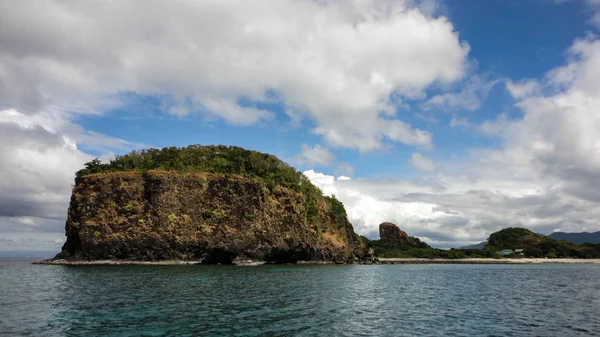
[
  {"left": 505, "top": 79, "right": 541, "bottom": 100},
  {"left": 302, "top": 36, "right": 600, "bottom": 248},
  {"left": 586, "top": 0, "right": 600, "bottom": 27},
  {"left": 0, "top": 109, "right": 140, "bottom": 250},
  {"left": 305, "top": 164, "right": 599, "bottom": 248},
  {"left": 295, "top": 144, "right": 335, "bottom": 167},
  {"left": 422, "top": 75, "right": 499, "bottom": 111},
  {"left": 0, "top": 0, "right": 469, "bottom": 151},
  {"left": 303, "top": 169, "right": 489, "bottom": 247},
  {"left": 0, "top": 0, "right": 472, "bottom": 250},
  {"left": 409, "top": 153, "right": 437, "bottom": 171},
  {"left": 303, "top": 170, "right": 342, "bottom": 197}
]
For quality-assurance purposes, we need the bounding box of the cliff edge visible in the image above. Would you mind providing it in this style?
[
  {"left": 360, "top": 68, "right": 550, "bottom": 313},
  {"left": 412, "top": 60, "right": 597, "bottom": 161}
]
[{"left": 48, "top": 145, "right": 367, "bottom": 264}]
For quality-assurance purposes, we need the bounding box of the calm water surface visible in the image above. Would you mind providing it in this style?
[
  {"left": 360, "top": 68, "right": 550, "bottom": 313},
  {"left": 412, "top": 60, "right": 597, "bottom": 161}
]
[{"left": 1, "top": 259, "right": 599, "bottom": 336}]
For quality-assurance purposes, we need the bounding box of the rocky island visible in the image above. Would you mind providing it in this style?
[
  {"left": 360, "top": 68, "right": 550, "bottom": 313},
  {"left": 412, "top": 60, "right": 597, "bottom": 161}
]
[
  {"left": 41, "top": 145, "right": 367, "bottom": 265},
  {"left": 39, "top": 145, "right": 600, "bottom": 266}
]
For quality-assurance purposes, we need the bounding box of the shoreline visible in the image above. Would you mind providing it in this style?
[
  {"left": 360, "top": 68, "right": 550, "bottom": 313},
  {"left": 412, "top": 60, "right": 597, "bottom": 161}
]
[
  {"left": 377, "top": 258, "right": 600, "bottom": 264},
  {"left": 33, "top": 257, "right": 600, "bottom": 266}
]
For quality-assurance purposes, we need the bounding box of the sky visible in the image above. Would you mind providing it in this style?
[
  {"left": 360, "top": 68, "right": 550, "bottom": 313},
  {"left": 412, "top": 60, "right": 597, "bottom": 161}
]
[{"left": 2, "top": 0, "right": 600, "bottom": 252}]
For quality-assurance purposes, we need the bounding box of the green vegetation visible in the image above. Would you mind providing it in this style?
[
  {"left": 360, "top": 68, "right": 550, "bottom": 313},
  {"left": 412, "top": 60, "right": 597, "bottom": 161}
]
[
  {"left": 75, "top": 145, "right": 319, "bottom": 195},
  {"left": 244, "top": 212, "right": 255, "bottom": 221},
  {"left": 364, "top": 226, "right": 600, "bottom": 259},
  {"left": 120, "top": 203, "right": 136, "bottom": 214},
  {"left": 75, "top": 145, "right": 343, "bottom": 228},
  {"left": 168, "top": 213, "right": 177, "bottom": 223},
  {"left": 485, "top": 227, "right": 600, "bottom": 258},
  {"left": 93, "top": 231, "right": 101, "bottom": 238},
  {"left": 214, "top": 209, "right": 227, "bottom": 219},
  {"left": 324, "top": 195, "right": 346, "bottom": 228},
  {"left": 366, "top": 239, "right": 499, "bottom": 259},
  {"left": 487, "top": 227, "right": 542, "bottom": 250}
]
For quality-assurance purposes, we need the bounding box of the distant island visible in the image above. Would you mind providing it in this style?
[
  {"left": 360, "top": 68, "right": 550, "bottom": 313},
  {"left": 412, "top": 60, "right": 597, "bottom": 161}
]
[
  {"left": 459, "top": 231, "right": 600, "bottom": 251},
  {"left": 370, "top": 225, "right": 600, "bottom": 259},
  {"left": 548, "top": 231, "right": 600, "bottom": 245},
  {"left": 40, "top": 145, "right": 600, "bottom": 266}
]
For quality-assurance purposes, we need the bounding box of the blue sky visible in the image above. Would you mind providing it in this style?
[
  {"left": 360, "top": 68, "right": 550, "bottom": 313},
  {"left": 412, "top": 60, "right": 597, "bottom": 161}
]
[
  {"left": 2, "top": 0, "right": 600, "bottom": 250},
  {"left": 74, "top": 0, "right": 592, "bottom": 178}
]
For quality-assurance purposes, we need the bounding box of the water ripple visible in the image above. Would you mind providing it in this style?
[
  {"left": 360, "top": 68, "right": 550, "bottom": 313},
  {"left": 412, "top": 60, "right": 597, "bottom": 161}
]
[{"left": 1, "top": 261, "right": 600, "bottom": 336}]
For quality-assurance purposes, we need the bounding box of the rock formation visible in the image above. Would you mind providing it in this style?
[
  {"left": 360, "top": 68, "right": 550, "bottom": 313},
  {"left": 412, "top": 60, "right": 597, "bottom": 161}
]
[
  {"left": 378, "top": 222, "right": 429, "bottom": 248},
  {"left": 48, "top": 146, "right": 368, "bottom": 264},
  {"left": 379, "top": 222, "right": 412, "bottom": 246}
]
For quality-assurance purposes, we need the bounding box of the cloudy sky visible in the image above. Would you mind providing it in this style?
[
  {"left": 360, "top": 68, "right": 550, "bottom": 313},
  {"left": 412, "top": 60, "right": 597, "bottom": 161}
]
[{"left": 2, "top": 0, "right": 600, "bottom": 252}]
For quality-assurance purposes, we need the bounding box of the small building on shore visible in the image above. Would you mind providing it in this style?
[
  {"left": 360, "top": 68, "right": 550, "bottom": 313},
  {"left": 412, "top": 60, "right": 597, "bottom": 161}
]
[{"left": 497, "top": 249, "right": 525, "bottom": 256}]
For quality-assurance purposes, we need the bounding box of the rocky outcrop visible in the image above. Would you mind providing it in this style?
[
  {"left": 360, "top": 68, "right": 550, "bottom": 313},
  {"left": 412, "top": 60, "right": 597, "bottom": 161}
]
[
  {"left": 378, "top": 222, "right": 429, "bottom": 248},
  {"left": 379, "top": 222, "right": 412, "bottom": 246},
  {"left": 51, "top": 171, "right": 367, "bottom": 264}
]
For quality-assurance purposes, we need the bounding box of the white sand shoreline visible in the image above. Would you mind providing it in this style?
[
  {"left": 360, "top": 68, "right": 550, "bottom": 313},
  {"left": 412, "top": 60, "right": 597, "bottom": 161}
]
[{"left": 377, "top": 258, "right": 600, "bottom": 264}]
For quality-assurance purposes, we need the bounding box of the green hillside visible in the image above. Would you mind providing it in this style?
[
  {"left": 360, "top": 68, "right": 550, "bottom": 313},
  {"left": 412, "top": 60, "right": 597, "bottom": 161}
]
[{"left": 485, "top": 227, "right": 600, "bottom": 258}]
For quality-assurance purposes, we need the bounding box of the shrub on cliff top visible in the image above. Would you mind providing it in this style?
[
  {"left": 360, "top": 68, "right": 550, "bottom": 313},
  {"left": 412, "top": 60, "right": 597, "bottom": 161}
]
[
  {"left": 75, "top": 145, "right": 317, "bottom": 194},
  {"left": 75, "top": 145, "right": 355, "bottom": 230}
]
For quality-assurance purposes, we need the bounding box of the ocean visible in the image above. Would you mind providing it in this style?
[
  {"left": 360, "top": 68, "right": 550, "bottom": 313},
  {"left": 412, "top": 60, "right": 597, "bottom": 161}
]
[{"left": 1, "top": 259, "right": 599, "bottom": 336}]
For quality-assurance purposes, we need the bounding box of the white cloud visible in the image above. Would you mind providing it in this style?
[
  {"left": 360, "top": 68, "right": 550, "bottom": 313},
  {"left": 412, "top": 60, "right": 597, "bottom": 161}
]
[
  {"left": 410, "top": 153, "right": 437, "bottom": 171},
  {"left": 449, "top": 116, "right": 472, "bottom": 128},
  {"left": 422, "top": 75, "right": 498, "bottom": 111},
  {"left": 296, "top": 144, "right": 335, "bottom": 166},
  {"left": 0, "top": 109, "right": 140, "bottom": 250},
  {"left": 0, "top": 0, "right": 470, "bottom": 151},
  {"left": 300, "top": 36, "right": 600, "bottom": 248},
  {"left": 586, "top": 0, "right": 600, "bottom": 28},
  {"left": 415, "top": 113, "right": 440, "bottom": 124},
  {"left": 505, "top": 79, "right": 540, "bottom": 100},
  {"left": 337, "top": 163, "right": 355, "bottom": 177},
  {"left": 303, "top": 170, "right": 340, "bottom": 196}
]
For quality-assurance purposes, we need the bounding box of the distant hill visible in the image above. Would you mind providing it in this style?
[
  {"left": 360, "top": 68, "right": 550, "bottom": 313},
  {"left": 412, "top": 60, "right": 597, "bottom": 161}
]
[
  {"left": 485, "top": 227, "right": 600, "bottom": 258},
  {"left": 487, "top": 227, "right": 544, "bottom": 250},
  {"left": 366, "top": 226, "right": 600, "bottom": 259},
  {"left": 548, "top": 231, "right": 600, "bottom": 245},
  {"left": 458, "top": 242, "right": 486, "bottom": 249},
  {"left": 365, "top": 223, "right": 498, "bottom": 259}
]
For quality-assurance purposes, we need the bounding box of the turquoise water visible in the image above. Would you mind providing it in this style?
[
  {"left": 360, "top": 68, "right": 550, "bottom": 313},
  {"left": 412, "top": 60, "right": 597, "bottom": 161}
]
[{"left": 1, "top": 260, "right": 599, "bottom": 336}]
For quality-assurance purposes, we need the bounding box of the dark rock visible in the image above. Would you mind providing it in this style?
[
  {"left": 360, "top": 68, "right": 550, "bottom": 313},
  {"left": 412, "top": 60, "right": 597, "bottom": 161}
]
[
  {"left": 49, "top": 171, "right": 367, "bottom": 264},
  {"left": 379, "top": 222, "right": 412, "bottom": 246}
]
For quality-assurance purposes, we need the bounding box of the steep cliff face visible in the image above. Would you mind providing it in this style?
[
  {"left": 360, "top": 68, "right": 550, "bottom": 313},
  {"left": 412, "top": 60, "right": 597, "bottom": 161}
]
[{"left": 55, "top": 171, "right": 366, "bottom": 264}]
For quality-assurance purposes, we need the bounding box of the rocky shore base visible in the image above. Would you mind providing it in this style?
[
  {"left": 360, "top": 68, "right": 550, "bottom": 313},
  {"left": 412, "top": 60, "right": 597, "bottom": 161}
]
[
  {"left": 35, "top": 257, "right": 600, "bottom": 266},
  {"left": 376, "top": 258, "right": 600, "bottom": 264}
]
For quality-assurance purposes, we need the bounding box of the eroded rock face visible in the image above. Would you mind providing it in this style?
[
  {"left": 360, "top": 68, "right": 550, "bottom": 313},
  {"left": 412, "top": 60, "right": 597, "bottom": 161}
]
[
  {"left": 53, "top": 171, "right": 367, "bottom": 264},
  {"left": 379, "top": 222, "right": 412, "bottom": 246}
]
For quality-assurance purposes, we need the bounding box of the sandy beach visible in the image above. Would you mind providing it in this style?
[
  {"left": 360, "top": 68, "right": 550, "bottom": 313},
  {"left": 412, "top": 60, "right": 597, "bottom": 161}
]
[{"left": 377, "top": 258, "right": 600, "bottom": 264}]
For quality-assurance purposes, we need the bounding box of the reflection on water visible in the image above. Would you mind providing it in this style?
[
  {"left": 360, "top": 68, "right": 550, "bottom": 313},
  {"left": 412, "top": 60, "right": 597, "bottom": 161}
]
[{"left": 1, "top": 260, "right": 599, "bottom": 336}]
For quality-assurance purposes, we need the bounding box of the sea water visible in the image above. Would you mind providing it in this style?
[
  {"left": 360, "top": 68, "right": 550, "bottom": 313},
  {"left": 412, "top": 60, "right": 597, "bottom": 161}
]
[{"left": 1, "top": 259, "right": 599, "bottom": 336}]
